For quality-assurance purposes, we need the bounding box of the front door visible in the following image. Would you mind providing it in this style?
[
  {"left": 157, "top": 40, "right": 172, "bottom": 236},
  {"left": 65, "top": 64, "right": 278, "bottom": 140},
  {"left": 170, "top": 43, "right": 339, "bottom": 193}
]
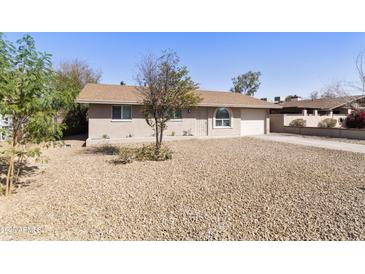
[{"left": 196, "top": 108, "right": 208, "bottom": 136}]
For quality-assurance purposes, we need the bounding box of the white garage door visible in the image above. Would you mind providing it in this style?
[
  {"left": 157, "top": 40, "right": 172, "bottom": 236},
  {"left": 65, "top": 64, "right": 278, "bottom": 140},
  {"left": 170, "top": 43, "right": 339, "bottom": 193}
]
[{"left": 241, "top": 109, "right": 266, "bottom": 136}]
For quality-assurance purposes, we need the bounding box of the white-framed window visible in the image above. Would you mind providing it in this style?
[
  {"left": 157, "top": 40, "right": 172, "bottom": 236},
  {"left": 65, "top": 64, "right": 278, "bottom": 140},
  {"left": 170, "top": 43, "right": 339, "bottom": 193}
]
[
  {"left": 214, "top": 107, "right": 231, "bottom": 128},
  {"left": 112, "top": 105, "right": 132, "bottom": 120},
  {"left": 170, "top": 109, "right": 182, "bottom": 120}
]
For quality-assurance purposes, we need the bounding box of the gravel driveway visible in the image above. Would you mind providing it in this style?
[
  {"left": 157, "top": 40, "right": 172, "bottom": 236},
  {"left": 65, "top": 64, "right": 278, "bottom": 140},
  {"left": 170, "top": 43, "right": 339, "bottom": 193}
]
[{"left": 0, "top": 137, "right": 364, "bottom": 240}]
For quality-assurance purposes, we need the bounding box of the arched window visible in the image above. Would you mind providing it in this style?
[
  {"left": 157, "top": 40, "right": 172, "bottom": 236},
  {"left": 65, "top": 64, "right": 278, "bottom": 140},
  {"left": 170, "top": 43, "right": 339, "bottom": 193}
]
[{"left": 215, "top": 107, "right": 231, "bottom": 127}]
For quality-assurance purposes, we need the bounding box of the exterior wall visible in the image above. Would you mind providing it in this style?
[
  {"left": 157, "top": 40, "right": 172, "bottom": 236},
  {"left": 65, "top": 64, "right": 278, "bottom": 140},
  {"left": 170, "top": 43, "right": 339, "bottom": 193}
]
[
  {"left": 207, "top": 107, "right": 241, "bottom": 136},
  {"left": 270, "top": 114, "right": 347, "bottom": 130},
  {"left": 270, "top": 114, "right": 365, "bottom": 140},
  {"left": 277, "top": 126, "right": 365, "bottom": 140},
  {"left": 284, "top": 114, "right": 347, "bottom": 127},
  {"left": 88, "top": 104, "right": 197, "bottom": 139},
  {"left": 270, "top": 114, "right": 285, "bottom": 132},
  {"left": 88, "top": 104, "right": 269, "bottom": 141}
]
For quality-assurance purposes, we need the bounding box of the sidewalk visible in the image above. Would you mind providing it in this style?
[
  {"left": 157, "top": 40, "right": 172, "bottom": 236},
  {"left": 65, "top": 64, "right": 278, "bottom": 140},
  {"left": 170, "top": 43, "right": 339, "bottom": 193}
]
[{"left": 254, "top": 133, "right": 365, "bottom": 154}]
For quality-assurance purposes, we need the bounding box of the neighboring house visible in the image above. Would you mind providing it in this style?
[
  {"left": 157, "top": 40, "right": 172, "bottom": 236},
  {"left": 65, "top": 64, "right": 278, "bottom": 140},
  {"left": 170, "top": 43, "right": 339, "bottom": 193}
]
[
  {"left": 270, "top": 95, "right": 365, "bottom": 130},
  {"left": 274, "top": 95, "right": 365, "bottom": 115},
  {"left": 77, "top": 83, "right": 281, "bottom": 144}
]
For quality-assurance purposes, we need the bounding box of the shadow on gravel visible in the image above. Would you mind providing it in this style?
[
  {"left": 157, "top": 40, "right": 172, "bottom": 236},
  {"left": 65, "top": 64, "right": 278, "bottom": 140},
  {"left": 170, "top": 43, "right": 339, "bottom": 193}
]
[
  {"left": 357, "top": 187, "right": 365, "bottom": 192},
  {"left": 82, "top": 145, "right": 120, "bottom": 156},
  {"left": 0, "top": 159, "right": 40, "bottom": 194},
  {"left": 62, "top": 134, "right": 88, "bottom": 147},
  {"left": 63, "top": 134, "right": 87, "bottom": 141}
]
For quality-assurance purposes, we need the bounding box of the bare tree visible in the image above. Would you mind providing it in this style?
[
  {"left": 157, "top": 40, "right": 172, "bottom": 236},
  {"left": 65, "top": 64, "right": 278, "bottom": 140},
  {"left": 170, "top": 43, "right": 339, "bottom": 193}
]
[
  {"left": 136, "top": 51, "right": 201, "bottom": 152},
  {"left": 320, "top": 81, "right": 349, "bottom": 98},
  {"left": 310, "top": 91, "right": 319, "bottom": 100},
  {"left": 58, "top": 59, "right": 101, "bottom": 87},
  {"left": 356, "top": 51, "right": 365, "bottom": 93}
]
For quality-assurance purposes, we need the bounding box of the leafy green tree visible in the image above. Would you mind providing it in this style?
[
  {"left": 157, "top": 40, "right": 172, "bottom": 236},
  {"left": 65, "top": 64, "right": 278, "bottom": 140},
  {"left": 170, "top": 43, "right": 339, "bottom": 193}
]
[
  {"left": 0, "top": 34, "right": 66, "bottom": 195},
  {"left": 230, "top": 71, "right": 261, "bottom": 96},
  {"left": 136, "top": 51, "right": 201, "bottom": 152},
  {"left": 55, "top": 59, "right": 101, "bottom": 135}
]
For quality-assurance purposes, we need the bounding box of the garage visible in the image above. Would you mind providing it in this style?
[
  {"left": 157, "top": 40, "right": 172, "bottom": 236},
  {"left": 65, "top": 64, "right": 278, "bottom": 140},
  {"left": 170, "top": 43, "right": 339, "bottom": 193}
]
[{"left": 241, "top": 109, "right": 266, "bottom": 136}]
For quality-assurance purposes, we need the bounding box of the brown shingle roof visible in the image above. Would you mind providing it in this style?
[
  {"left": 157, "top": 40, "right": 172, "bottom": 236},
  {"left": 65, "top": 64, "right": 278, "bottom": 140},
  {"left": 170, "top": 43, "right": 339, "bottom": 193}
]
[
  {"left": 77, "top": 83, "right": 281, "bottom": 109},
  {"left": 280, "top": 95, "right": 365, "bottom": 110}
]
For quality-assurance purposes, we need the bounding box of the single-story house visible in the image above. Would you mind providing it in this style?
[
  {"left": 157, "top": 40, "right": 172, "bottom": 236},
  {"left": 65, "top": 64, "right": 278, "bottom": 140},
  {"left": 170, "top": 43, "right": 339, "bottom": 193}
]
[
  {"left": 77, "top": 83, "right": 281, "bottom": 144},
  {"left": 273, "top": 95, "right": 365, "bottom": 115}
]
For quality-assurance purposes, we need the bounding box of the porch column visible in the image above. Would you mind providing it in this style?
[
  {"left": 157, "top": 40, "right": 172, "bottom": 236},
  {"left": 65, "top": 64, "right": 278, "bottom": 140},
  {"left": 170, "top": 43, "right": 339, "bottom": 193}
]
[
  {"left": 348, "top": 108, "right": 352, "bottom": 114},
  {"left": 329, "top": 110, "right": 333, "bottom": 117},
  {"left": 302, "top": 109, "right": 307, "bottom": 116},
  {"left": 314, "top": 109, "right": 318, "bottom": 116}
]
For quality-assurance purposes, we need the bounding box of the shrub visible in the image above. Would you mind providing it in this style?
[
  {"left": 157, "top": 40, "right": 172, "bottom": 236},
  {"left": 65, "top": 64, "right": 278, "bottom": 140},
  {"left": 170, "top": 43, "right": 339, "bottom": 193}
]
[
  {"left": 101, "top": 134, "right": 110, "bottom": 139},
  {"left": 344, "top": 110, "right": 365, "bottom": 128},
  {"left": 318, "top": 118, "right": 337, "bottom": 128},
  {"left": 183, "top": 129, "right": 193, "bottom": 136},
  {"left": 114, "top": 144, "right": 172, "bottom": 164},
  {"left": 115, "top": 147, "right": 135, "bottom": 164},
  {"left": 289, "top": 118, "right": 306, "bottom": 127}
]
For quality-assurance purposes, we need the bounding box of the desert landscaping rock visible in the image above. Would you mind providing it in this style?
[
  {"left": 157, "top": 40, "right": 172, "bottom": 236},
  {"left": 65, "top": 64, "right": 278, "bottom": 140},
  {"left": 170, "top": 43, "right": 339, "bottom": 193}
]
[{"left": 0, "top": 137, "right": 364, "bottom": 240}]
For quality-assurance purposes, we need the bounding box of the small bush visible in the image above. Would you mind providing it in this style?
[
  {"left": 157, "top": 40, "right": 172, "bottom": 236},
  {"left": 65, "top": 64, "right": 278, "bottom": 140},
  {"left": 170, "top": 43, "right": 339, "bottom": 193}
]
[
  {"left": 318, "top": 118, "right": 337, "bottom": 128},
  {"left": 101, "top": 134, "right": 110, "bottom": 139},
  {"left": 183, "top": 129, "right": 193, "bottom": 136},
  {"left": 289, "top": 118, "right": 306, "bottom": 127},
  {"left": 115, "top": 147, "right": 135, "bottom": 164},
  {"left": 114, "top": 144, "right": 172, "bottom": 164},
  {"left": 344, "top": 110, "right": 365, "bottom": 128}
]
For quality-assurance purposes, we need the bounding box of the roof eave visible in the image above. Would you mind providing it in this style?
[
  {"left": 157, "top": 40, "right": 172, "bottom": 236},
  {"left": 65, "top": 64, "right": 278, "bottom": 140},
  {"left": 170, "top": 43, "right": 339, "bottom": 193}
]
[
  {"left": 196, "top": 103, "right": 282, "bottom": 109},
  {"left": 76, "top": 99, "right": 142, "bottom": 105},
  {"left": 77, "top": 99, "right": 282, "bottom": 109}
]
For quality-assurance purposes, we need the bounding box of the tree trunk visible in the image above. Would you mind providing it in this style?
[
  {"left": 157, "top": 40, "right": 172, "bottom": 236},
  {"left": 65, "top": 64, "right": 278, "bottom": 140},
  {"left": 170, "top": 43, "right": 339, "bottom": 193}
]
[
  {"left": 9, "top": 157, "right": 14, "bottom": 194},
  {"left": 159, "top": 123, "right": 164, "bottom": 146},
  {"left": 154, "top": 117, "right": 160, "bottom": 151},
  {"left": 15, "top": 154, "right": 24, "bottom": 185},
  {"left": 5, "top": 116, "right": 18, "bottom": 196},
  {"left": 5, "top": 157, "right": 14, "bottom": 196}
]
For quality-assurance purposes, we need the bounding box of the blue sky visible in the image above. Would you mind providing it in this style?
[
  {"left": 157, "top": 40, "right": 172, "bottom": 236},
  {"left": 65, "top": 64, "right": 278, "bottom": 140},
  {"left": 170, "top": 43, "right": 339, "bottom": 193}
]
[{"left": 4, "top": 32, "right": 365, "bottom": 99}]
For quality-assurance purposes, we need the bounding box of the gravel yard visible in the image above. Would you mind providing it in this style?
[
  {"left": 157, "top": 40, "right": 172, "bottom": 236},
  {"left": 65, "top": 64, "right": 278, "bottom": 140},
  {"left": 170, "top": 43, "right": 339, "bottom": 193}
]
[{"left": 0, "top": 137, "right": 364, "bottom": 240}]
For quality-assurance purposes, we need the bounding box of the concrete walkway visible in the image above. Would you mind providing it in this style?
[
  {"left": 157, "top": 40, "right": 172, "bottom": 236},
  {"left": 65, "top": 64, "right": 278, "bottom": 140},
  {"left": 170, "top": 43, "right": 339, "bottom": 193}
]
[{"left": 254, "top": 133, "right": 365, "bottom": 154}]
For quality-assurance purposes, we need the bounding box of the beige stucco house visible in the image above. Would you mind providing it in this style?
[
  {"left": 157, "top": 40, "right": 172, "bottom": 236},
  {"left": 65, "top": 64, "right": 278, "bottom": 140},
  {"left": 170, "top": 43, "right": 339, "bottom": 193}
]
[
  {"left": 274, "top": 95, "right": 365, "bottom": 116},
  {"left": 270, "top": 95, "right": 365, "bottom": 130},
  {"left": 77, "top": 83, "right": 281, "bottom": 144}
]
